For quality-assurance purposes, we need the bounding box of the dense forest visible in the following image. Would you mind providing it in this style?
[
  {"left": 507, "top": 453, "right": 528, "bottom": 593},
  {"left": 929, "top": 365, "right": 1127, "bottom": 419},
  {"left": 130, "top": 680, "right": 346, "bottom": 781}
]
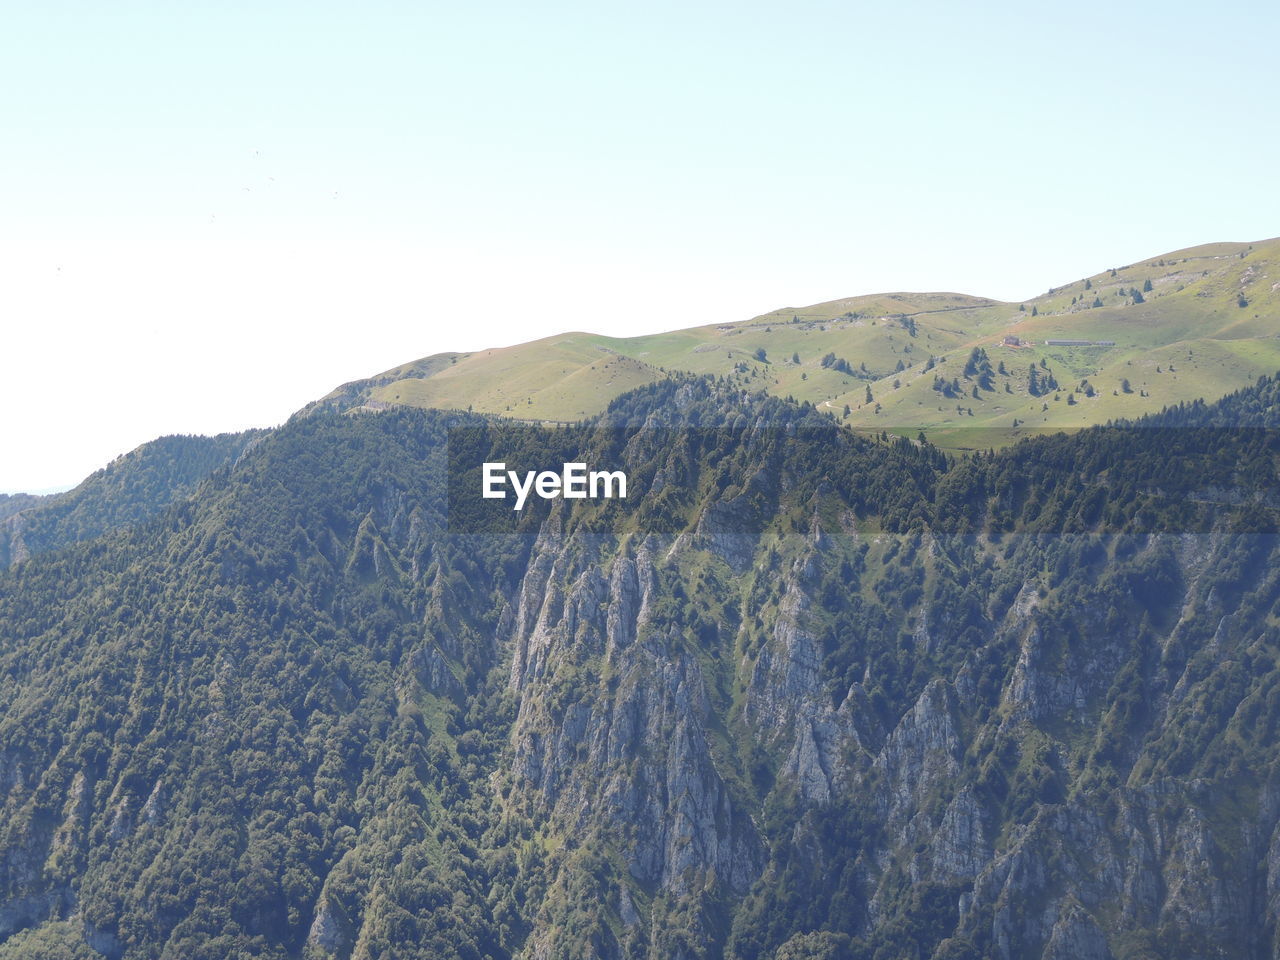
[
  {"left": 0, "top": 432, "right": 259, "bottom": 568},
  {"left": 1, "top": 375, "right": 1279, "bottom": 959}
]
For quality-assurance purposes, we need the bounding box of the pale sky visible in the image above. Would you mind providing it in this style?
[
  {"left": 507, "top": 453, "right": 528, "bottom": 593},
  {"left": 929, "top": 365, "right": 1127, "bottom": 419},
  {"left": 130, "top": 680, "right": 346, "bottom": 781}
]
[{"left": 3, "top": 1, "right": 1278, "bottom": 493}]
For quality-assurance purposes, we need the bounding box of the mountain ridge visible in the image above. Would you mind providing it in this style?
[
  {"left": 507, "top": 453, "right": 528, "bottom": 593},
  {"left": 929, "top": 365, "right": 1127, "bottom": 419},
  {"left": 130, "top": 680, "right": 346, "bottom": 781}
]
[
  {"left": 310, "top": 236, "right": 1280, "bottom": 448},
  {"left": 0, "top": 431, "right": 260, "bottom": 567}
]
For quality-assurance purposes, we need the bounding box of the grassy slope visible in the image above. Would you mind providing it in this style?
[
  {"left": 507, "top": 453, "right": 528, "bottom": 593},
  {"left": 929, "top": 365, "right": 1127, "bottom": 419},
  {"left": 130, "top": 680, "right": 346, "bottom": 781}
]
[{"left": 321, "top": 237, "right": 1280, "bottom": 444}]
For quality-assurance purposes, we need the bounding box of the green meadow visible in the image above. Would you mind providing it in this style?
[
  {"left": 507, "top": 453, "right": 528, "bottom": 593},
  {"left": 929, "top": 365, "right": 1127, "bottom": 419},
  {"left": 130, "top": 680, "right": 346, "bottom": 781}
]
[{"left": 322, "top": 237, "right": 1280, "bottom": 446}]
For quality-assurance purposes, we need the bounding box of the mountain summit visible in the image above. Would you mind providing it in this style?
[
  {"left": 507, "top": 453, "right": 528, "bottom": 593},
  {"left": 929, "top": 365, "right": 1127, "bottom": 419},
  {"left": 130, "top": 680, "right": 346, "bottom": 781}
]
[{"left": 311, "top": 237, "right": 1280, "bottom": 450}]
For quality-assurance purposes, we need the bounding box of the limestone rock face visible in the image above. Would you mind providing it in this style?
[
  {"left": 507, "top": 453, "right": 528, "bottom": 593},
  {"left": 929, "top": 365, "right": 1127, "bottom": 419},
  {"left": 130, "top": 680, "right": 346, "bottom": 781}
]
[
  {"left": 492, "top": 519, "right": 1280, "bottom": 959},
  {"left": 508, "top": 537, "right": 761, "bottom": 904}
]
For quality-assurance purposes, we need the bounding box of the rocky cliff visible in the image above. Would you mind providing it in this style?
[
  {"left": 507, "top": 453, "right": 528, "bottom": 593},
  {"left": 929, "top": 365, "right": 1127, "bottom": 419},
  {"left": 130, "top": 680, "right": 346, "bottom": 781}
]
[{"left": 0, "top": 378, "right": 1278, "bottom": 959}]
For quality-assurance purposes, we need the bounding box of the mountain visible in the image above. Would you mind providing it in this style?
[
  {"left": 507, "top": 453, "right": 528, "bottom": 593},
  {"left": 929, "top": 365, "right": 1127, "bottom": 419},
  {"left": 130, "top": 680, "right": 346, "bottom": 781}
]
[
  {"left": 310, "top": 237, "right": 1280, "bottom": 448},
  {"left": 0, "top": 494, "right": 46, "bottom": 524},
  {"left": 0, "top": 431, "right": 260, "bottom": 567},
  {"left": 1, "top": 371, "right": 1279, "bottom": 959}
]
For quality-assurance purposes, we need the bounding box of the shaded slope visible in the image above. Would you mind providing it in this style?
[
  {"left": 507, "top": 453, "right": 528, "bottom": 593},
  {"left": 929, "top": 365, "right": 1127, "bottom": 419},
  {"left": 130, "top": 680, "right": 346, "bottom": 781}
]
[{"left": 0, "top": 431, "right": 261, "bottom": 567}]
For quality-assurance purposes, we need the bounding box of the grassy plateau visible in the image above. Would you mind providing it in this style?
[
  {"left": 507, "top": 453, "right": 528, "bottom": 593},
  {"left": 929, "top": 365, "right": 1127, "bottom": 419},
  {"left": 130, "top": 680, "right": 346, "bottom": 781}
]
[{"left": 316, "top": 237, "right": 1280, "bottom": 448}]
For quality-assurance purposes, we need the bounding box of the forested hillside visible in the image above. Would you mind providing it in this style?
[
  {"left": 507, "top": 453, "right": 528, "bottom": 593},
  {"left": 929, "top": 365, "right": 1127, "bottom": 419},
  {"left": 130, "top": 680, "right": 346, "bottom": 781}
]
[
  {"left": 1, "top": 377, "right": 1279, "bottom": 959},
  {"left": 0, "top": 432, "right": 260, "bottom": 568}
]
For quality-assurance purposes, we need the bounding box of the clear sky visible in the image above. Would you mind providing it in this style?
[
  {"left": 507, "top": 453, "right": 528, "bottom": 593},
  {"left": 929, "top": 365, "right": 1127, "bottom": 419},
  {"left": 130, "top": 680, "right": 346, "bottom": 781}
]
[{"left": 2, "top": 0, "right": 1278, "bottom": 493}]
